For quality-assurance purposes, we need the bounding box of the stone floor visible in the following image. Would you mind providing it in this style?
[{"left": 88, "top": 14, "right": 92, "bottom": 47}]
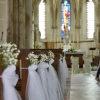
[{"left": 66, "top": 71, "right": 100, "bottom": 100}]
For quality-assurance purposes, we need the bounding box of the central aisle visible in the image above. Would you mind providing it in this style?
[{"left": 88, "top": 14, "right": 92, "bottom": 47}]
[{"left": 70, "top": 73, "right": 100, "bottom": 100}]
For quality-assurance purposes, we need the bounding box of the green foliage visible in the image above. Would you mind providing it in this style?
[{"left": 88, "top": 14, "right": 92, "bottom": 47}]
[{"left": 67, "top": 48, "right": 76, "bottom": 52}]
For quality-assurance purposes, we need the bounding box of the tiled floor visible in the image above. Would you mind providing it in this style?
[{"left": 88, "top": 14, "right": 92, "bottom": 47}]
[{"left": 69, "top": 72, "right": 100, "bottom": 100}]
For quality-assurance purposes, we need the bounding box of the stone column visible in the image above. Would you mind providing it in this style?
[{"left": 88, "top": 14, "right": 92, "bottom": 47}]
[
  {"left": 74, "top": 0, "right": 83, "bottom": 49},
  {"left": 18, "top": 0, "right": 26, "bottom": 48},
  {"left": 48, "top": 0, "right": 62, "bottom": 43},
  {"left": 25, "top": 0, "right": 32, "bottom": 48},
  {"left": 94, "top": 1, "right": 100, "bottom": 44},
  {"left": 13, "top": 0, "right": 19, "bottom": 46},
  {"left": 46, "top": 0, "right": 62, "bottom": 49},
  {"left": 32, "top": 0, "right": 41, "bottom": 48},
  {"left": 6, "top": 0, "right": 13, "bottom": 43}
]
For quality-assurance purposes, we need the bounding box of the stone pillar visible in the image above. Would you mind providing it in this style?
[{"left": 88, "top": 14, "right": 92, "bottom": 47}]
[
  {"left": 75, "top": 26, "right": 80, "bottom": 49},
  {"left": 48, "top": 0, "right": 62, "bottom": 42},
  {"left": 34, "top": 8, "right": 39, "bottom": 49},
  {"left": 25, "top": 0, "right": 32, "bottom": 48},
  {"left": 32, "top": 0, "right": 41, "bottom": 48},
  {"left": 74, "top": 0, "right": 83, "bottom": 49},
  {"left": 32, "top": 12, "right": 34, "bottom": 48},
  {"left": 6, "top": 0, "right": 13, "bottom": 43},
  {"left": 13, "top": 0, "right": 19, "bottom": 46},
  {"left": 18, "top": 0, "right": 26, "bottom": 48},
  {"left": 34, "top": 7, "right": 39, "bottom": 31}
]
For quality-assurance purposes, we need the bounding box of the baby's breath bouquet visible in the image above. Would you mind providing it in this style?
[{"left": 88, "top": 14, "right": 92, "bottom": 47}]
[
  {"left": 67, "top": 48, "right": 76, "bottom": 52},
  {"left": 0, "top": 43, "right": 20, "bottom": 70},
  {"left": 26, "top": 52, "right": 39, "bottom": 65},
  {"left": 40, "top": 54, "right": 49, "bottom": 62},
  {"left": 48, "top": 50, "right": 55, "bottom": 61}
]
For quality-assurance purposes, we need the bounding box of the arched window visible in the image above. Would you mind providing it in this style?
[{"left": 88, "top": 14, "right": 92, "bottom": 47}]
[
  {"left": 61, "top": 0, "right": 70, "bottom": 39},
  {"left": 87, "top": 0, "right": 95, "bottom": 39},
  {"left": 39, "top": 0, "right": 46, "bottom": 39}
]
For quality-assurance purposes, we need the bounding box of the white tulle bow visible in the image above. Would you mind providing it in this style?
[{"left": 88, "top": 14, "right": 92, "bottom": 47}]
[
  {"left": 38, "top": 62, "right": 49, "bottom": 68},
  {"left": 2, "top": 65, "right": 22, "bottom": 100},
  {"left": 28, "top": 64, "right": 37, "bottom": 70},
  {"left": 26, "top": 64, "right": 46, "bottom": 100},
  {"left": 48, "top": 59, "right": 64, "bottom": 100},
  {"left": 49, "top": 59, "right": 54, "bottom": 65},
  {"left": 2, "top": 65, "right": 18, "bottom": 86}
]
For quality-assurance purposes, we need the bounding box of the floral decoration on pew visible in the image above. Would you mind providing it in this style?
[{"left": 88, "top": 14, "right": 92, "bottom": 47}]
[
  {"left": 48, "top": 50, "right": 55, "bottom": 61},
  {"left": 40, "top": 54, "right": 49, "bottom": 62},
  {"left": 26, "top": 52, "right": 39, "bottom": 65},
  {"left": 0, "top": 43, "right": 20, "bottom": 70}
]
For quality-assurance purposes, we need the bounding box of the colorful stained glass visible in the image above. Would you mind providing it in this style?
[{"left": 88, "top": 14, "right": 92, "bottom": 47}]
[{"left": 61, "top": 0, "right": 70, "bottom": 39}]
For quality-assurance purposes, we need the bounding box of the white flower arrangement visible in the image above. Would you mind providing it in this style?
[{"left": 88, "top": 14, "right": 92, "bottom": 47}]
[
  {"left": 26, "top": 52, "right": 39, "bottom": 65},
  {"left": 67, "top": 48, "right": 76, "bottom": 52},
  {"left": 0, "top": 43, "right": 20, "bottom": 70},
  {"left": 48, "top": 50, "right": 54, "bottom": 61},
  {"left": 39, "top": 54, "right": 49, "bottom": 62}
]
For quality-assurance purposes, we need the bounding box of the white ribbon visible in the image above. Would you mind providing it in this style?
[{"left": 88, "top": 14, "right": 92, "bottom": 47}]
[
  {"left": 26, "top": 64, "right": 46, "bottom": 100},
  {"left": 48, "top": 59, "right": 64, "bottom": 100},
  {"left": 2, "top": 65, "right": 22, "bottom": 100}
]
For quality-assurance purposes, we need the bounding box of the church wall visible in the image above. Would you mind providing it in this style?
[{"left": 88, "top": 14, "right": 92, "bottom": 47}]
[
  {"left": 0, "top": 0, "right": 6, "bottom": 43},
  {"left": 80, "top": 0, "right": 98, "bottom": 56},
  {"left": 70, "top": 1, "right": 75, "bottom": 41},
  {"left": 45, "top": 1, "right": 53, "bottom": 42},
  {"left": 0, "top": 0, "right": 99, "bottom": 56}
]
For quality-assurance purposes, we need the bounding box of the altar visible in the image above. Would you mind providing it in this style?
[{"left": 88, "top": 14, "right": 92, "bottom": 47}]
[{"left": 64, "top": 52, "right": 86, "bottom": 68}]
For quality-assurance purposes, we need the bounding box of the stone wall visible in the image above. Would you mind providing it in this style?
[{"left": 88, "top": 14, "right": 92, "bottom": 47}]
[{"left": 0, "top": 0, "right": 6, "bottom": 43}]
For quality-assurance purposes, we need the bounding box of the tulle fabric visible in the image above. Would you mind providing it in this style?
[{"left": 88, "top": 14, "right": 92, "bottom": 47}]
[
  {"left": 2, "top": 65, "right": 22, "bottom": 100},
  {"left": 58, "top": 57, "right": 68, "bottom": 97},
  {"left": 63, "top": 56, "right": 69, "bottom": 78},
  {"left": 48, "top": 59, "right": 64, "bottom": 100},
  {"left": 37, "top": 62, "right": 50, "bottom": 100},
  {"left": 26, "top": 64, "right": 46, "bottom": 100}
]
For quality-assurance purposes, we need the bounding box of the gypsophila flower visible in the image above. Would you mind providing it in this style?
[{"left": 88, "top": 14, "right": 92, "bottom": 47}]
[
  {"left": 40, "top": 54, "right": 49, "bottom": 62},
  {"left": 48, "top": 50, "right": 54, "bottom": 61},
  {"left": 26, "top": 52, "right": 39, "bottom": 65},
  {"left": 67, "top": 48, "right": 75, "bottom": 52},
  {"left": 0, "top": 43, "right": 20, "bottom": 70}
]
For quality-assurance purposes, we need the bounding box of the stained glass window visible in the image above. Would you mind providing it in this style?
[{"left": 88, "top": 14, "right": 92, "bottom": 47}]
[{"left": 61, "top": 0, "right": 70, "bottom": 39}]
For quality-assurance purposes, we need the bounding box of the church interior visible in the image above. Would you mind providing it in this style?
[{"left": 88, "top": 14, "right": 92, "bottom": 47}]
[{"left": 0, "top": 0, "right": 100, "bottom": 100}]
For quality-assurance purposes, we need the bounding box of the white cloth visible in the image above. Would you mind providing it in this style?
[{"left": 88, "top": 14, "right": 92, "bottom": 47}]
[
  {"left": 37, "top": 62, "right": 49, "bottom": 100},
  {"left": 58, "top": 57, "right": 68, "bottom": 97},
  {"left": 63, "top": 57, "right": 68, "bottom": 78},
  {"left": 63, "top": 45, "right": 71, "bottom": 52},
  {"left": 48, "top": 59, "right": 64, "bottom": 100},
  {"left": 26, "top": 64, "right": 46, "bottom": 100},
  {"left": 2, "top": 65, "right": 22, "bottom": 100}
]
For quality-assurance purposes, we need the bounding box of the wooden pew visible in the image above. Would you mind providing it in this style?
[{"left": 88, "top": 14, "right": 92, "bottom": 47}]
[
  {"left": 0, "top": 49, "right": 63, "bottom": 100},
  {"left": 15, "top": 49, "right": 63, "bottom": 100}
]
